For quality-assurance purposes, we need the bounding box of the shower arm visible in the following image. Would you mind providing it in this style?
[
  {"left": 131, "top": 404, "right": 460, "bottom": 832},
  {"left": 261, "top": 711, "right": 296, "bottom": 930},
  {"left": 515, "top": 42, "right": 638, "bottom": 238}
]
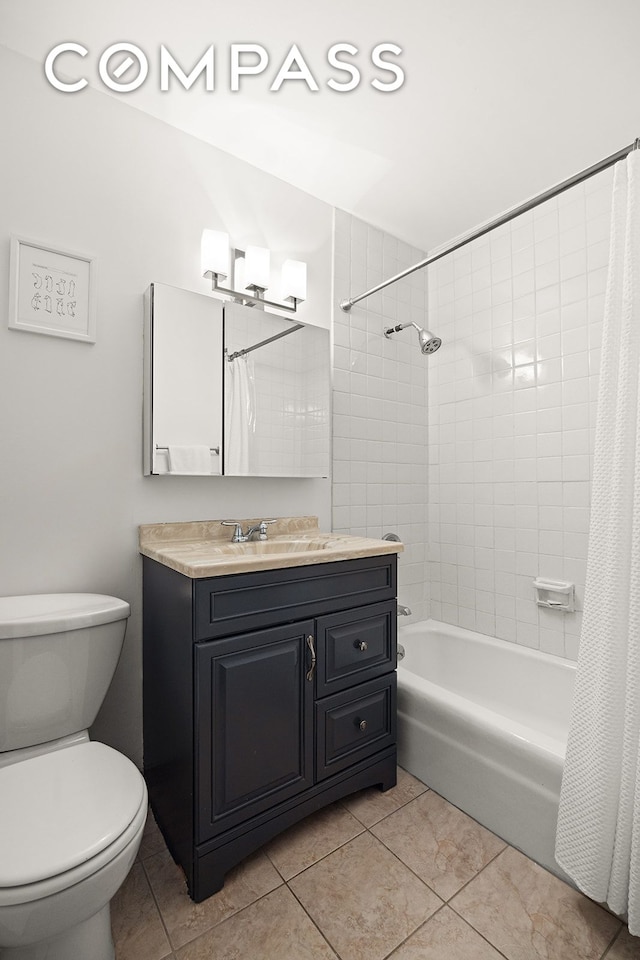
[{"left": 384, "top": 321, "right": 420, "bottom": 339}]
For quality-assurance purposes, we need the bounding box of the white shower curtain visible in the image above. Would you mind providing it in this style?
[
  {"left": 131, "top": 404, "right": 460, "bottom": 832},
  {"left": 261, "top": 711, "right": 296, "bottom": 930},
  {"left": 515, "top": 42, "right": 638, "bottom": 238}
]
[
  {"left": 556, "top": 150, "right": 640, "bottom": 931},
  {"left": 225, "top": 355, "right": 255, "bottom": 474}
]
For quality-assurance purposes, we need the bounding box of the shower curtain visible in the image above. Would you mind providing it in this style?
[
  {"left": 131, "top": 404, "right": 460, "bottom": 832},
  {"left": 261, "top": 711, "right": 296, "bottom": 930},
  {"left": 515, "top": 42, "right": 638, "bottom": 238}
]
[
  {"left": 556, "top": 150, "right": 640, "bottom": 931},
  {"left": 225, "top": 355, "right": 255, "bottom": 474}
]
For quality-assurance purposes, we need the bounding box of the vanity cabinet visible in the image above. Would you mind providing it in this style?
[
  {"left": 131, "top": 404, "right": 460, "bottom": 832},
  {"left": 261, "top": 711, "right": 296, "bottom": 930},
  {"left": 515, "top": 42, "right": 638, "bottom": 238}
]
[{"left": 143, "top": 554, "right": 398, "bottom": 901}]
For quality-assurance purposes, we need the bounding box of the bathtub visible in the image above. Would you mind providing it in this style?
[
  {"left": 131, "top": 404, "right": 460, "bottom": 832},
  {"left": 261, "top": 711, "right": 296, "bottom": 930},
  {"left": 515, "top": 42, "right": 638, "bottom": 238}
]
[{"left": 396, "top": 619, "right": 576, "bottom": 881}]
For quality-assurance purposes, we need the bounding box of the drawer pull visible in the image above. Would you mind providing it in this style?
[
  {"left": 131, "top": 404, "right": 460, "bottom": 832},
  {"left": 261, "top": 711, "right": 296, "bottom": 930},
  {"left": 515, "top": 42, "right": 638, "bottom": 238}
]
[
  {"left": 355, "top": 640, "right": 368, "bottom": 652},
  {"left": 358, "top": 719, "right": 368, "bottom": 732},
  {"left": 306, "top": 635, "right": 316, "bottom": 682}
]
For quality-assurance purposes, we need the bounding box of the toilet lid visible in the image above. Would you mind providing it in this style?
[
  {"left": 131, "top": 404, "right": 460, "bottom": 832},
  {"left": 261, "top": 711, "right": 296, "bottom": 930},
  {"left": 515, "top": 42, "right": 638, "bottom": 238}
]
[
  {"left": 0, "top": 593, "right": 130, "bottom": 639},
  {"left": 0, "top": 742, "right": 145, "bottom": 887}
]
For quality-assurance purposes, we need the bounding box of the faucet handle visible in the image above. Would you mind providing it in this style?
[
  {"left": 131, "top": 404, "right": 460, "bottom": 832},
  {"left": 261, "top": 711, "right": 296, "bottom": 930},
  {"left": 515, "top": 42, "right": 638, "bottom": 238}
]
[
  {"left": 221, "top": 520, "right": 244, "bottom": 542},
  {"left": 257, "top": 519, "right": 277, "bottom": 540}
]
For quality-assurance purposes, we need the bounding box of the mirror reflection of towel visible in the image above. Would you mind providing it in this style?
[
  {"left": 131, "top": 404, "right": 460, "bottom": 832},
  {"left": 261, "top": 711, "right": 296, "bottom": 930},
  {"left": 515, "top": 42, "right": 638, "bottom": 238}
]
[{"left": 167, "top": 445, "right": 212, "bottom": 475}]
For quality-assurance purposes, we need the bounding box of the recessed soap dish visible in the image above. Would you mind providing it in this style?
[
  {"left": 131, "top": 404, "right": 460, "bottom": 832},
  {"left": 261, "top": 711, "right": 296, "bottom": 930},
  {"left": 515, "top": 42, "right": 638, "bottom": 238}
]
[{"left": 533, "top": 578, "right": 575, "bottom": 612}]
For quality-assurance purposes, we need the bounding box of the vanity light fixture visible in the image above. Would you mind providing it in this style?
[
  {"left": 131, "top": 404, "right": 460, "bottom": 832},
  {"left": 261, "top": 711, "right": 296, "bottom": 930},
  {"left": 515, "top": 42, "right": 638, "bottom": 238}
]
[{"left": 201, "top": 229, "right": 307, "bottom": 314}]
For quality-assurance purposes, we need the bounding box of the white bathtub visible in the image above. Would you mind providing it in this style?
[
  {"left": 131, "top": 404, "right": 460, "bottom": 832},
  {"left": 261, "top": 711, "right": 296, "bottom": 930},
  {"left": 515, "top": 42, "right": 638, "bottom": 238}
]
[{"left": 396, "top": 619, "right": 576, "bottom": 881}]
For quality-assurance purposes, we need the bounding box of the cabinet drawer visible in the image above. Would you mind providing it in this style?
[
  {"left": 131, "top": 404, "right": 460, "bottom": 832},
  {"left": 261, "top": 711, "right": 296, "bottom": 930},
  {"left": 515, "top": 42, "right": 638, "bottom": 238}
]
[
  {"left": 194, "top": 555, "right": 397, "bottom": 640},
  {"left": 315, "top": 602, "right": 396, "bottom": 696},
  {"left": 316, "top": 675, "right": 396, "bottom": 781}
]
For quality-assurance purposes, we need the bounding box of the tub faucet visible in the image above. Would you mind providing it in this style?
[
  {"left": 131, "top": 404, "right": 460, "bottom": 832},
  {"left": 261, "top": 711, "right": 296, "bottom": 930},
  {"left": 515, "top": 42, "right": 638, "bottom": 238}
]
[
  {"left": 397, "top": 604, "right": 412, "bottom": 617},
  {"left": 221, "top": 519, "right": 276, "bottom": 543}
]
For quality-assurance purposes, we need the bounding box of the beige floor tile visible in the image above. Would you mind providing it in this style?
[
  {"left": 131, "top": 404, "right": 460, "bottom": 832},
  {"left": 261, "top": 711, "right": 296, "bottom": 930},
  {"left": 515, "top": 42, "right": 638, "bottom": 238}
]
[
  {"left": 144, "top": 847, "right": 282, "bottom": 950},
  {"left": 265, "top": 801, "right": 365, "bottom": 880},
  {"left": 175, "top": 885, "right": 337, "bottom": 960},
  {"left": 138, "top": 809, "right": 167, "bottom": 861},
  {"left": 290, "top": 831, "right": 442, "bottom": 960},
  {"left": 341, "top": 766, "right": 429, "bottom": 827},
  {"left": 388, "top": 905, "right": 506, "bottom": 960},
  {"left": 451, "top": 846, "right": 621, "bottom": 960},
  {"left": 371, "top": 790, "right": 506, "bottom": 900},
  {"left": 607, "top": 926, "right": 640, "bottom": 958},
  {"left": 111, "top": 862, "right": 172, "bottom": 960}
]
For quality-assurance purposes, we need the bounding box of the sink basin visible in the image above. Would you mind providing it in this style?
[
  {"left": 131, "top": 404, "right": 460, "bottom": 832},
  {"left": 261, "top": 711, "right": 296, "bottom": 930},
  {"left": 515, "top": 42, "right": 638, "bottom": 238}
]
[{"left": 222, "top": 538, "right": 336, "bottom": 554}]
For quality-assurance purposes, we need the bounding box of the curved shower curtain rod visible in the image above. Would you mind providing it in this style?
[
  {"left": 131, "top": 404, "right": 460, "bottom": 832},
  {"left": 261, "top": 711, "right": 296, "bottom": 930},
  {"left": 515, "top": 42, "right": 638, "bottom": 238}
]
[{"left": 339, "top": 138, "right": 640, "bottom": 313}]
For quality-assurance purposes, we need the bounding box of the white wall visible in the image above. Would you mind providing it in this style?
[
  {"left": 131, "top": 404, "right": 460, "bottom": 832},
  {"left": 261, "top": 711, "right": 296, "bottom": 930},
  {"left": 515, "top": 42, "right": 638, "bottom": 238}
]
[
  {"left": 0, "top": 46, "right": 333, "bottom": 765},
  {"left": 332, "top": 210, "right": 430, "bottom": 621},
  {"left": 426, "top": 168, "right": 613, "bottom": 659}
]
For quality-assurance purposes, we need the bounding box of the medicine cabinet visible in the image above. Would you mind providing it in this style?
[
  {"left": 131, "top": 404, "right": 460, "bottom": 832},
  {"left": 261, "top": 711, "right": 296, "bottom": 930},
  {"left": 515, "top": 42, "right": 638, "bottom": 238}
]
[{"left": 143, "top": 282, "right": 331, "bottom": 478}]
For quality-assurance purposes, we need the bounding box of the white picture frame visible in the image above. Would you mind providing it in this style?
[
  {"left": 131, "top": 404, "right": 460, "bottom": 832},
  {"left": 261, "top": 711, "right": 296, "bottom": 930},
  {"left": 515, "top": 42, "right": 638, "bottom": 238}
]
[{"left": 8, "top": 236, "right": 97, "bottom": 343}]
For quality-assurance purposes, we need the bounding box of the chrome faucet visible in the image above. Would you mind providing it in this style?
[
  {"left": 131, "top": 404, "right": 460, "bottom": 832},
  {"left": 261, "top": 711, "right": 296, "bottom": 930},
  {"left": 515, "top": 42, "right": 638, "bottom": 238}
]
[
  {"left": 397, "top": 604, "right": 412, "bottom": 617},
  {"left": 221, "top": 519, "right": 277, "bottom": 543}
]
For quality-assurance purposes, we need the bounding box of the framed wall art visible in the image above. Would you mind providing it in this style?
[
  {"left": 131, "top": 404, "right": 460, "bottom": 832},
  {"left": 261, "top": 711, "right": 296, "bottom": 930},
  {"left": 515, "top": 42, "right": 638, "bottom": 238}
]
[{"left": 8, "top": 236, "right": 97, "bottom": 343}]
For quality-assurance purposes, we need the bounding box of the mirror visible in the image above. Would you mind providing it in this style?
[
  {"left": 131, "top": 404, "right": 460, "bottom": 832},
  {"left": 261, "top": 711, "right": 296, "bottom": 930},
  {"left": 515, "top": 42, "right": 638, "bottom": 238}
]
[{"left": 144, "top": 283, "right": 331, "bottom": 478}]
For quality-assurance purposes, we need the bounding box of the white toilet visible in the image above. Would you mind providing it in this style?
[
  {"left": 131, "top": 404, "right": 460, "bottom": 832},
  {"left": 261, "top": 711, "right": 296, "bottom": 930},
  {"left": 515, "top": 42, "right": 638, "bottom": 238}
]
[{"left": 0, "top": 594, "right": 148, "bottom": 960}]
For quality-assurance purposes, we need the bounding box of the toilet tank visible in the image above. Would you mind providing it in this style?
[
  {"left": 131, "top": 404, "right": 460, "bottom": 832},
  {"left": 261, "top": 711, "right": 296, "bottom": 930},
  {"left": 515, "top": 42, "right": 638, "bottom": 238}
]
[{"left": 0, "top": 594, "right": 130, "bottom": 752}]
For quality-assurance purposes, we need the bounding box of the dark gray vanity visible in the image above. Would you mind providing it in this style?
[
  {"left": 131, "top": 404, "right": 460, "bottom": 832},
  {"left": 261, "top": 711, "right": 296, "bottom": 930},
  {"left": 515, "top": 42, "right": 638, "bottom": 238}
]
[{"left": 142, "top": 548, "right": 398, "bottom": 901}]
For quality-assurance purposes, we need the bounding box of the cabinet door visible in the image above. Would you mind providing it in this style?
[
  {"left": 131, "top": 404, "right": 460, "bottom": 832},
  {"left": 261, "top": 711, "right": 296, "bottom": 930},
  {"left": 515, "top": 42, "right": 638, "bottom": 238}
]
[{"left": 196, "top": 622, "right": 315, "bottom": 842}]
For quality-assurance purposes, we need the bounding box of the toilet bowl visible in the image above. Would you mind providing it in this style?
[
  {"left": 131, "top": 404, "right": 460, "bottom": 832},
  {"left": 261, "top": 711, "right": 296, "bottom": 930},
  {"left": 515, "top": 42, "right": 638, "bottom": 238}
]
[{"left": 0, "top": 594, "right": 148, "bottom": 960}]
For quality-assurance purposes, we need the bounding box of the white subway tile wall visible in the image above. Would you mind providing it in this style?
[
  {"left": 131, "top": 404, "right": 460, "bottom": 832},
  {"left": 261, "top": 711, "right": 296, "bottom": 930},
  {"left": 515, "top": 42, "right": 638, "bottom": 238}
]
[
  {"left": 332, "top": 209, "right": 430, "bottom": 620},
  {"left": 427, "top": 166, "right": 613, "bottom": 659}
]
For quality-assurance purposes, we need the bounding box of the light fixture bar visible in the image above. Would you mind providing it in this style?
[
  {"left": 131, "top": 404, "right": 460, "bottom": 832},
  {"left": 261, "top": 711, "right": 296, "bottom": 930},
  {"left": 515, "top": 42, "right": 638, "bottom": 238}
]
[{"left": 204, "top": 271, "right": 302, "bottom": 314}]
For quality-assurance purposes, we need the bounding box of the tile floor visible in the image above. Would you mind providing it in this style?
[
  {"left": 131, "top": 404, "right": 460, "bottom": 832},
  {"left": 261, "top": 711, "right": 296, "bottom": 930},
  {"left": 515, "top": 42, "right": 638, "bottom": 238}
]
[{"left": 111, "top": 768, "right": 640, "bottom": 960}]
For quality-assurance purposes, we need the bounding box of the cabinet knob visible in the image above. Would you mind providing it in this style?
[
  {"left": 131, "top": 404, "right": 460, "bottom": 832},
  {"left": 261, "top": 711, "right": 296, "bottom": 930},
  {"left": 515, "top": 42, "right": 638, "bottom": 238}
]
[
  {"left": 355, "top": 640, "right": 368, "bottom": 652},
  {"left": 358, "top": 719, "right": 367, "bottom": 732}
]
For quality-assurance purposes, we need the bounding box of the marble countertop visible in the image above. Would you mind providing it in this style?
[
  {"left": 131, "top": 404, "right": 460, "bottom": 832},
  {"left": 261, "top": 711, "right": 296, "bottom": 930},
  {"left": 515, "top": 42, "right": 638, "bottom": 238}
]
[{"left": 138, "top": 516, "right": 403, "bottom": 578}]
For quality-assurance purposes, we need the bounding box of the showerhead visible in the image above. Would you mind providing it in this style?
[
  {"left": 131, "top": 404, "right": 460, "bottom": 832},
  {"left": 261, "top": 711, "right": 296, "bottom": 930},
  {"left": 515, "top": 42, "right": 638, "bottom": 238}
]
[
  {"left": 417, "top": 328, "right": 442, "bottom": 354},
  {"left": 384, "top": 321, "right": 442, "bottom": 355}
]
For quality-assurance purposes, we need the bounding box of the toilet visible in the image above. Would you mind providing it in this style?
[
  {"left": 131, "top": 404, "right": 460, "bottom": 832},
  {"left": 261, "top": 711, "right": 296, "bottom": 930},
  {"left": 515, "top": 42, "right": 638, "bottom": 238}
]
[{"left": 0, "top": 594, "right": 148, "bottom": 960}]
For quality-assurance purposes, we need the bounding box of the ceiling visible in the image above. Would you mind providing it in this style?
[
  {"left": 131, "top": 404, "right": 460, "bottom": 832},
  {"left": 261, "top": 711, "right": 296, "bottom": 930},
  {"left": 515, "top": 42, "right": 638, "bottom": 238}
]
[{"left": 2, "top": 0, "right": 640, "bottom": 252}]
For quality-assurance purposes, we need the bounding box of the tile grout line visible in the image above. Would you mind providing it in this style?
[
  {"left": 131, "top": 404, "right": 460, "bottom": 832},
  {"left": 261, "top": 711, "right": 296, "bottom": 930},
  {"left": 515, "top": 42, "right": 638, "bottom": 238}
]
[
  {"left": 377, "top": 901, "right": 511, "bottom": 960},
  {"left": 599, "top": 925, "right": 626, "bottom": 960},
  {"left": 445, "top": 841, "right": 615, "bottom": 960},
  {"left": 378, "top": 901, "right": 449, "bottom": 960},
  {"left": 338, "top": 781, "right": 431, "bottom": 831},
  {"left": 359, "top": 787, "right": 509, "bottom": 906},
  {"left": 139, "top": 854, "right": 176, "bottom": 959},
  {"left": 374, "top": 835, "right": 512, "bottom": 960},
  {"left": 281, "top": 829, "right": 442, "bottom": 960},
  {"left": 444, "top": 905, "right": 512, "bottom": 960},
  {"left": 263, "top": 816, "right": 367, "bottom": 882},
  {"left": 445, "top": 842, "right": 509, "bottom": 905},
  {"left": 263, "top": 781, "right": 432, "bottom": 888},
  {"left": 284, "top": 877, "right": 343, "bottom": 960},
  {"left": 359, "top": 822, "right": 448, "bottom": 951}
]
